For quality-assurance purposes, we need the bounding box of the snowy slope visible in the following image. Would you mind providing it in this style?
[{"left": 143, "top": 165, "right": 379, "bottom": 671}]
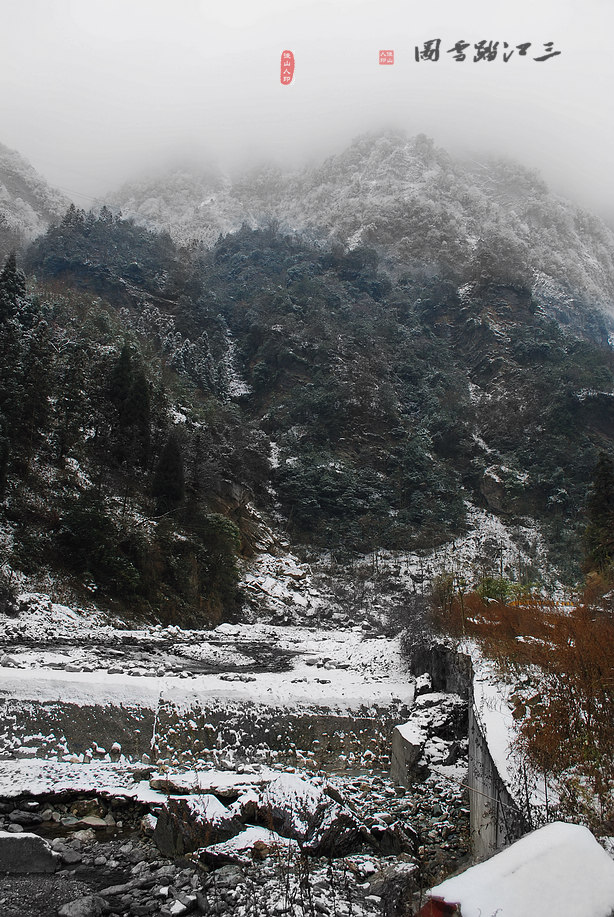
[
  {"left": 108, "top": 131, "right": 614, "bottom": 316},
  {"left": 0, "top": 142, "right": 69, "bottom": 256}
]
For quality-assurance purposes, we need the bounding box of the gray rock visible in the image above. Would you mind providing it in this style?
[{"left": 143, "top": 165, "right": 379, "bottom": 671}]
[
  {"left": 167, "top": 901, "right": 191, "bottom": 916},
  {"left": 58, "top": 896, "right": 105, "bottom": 917},
  {"left": 414, "top": 673, "right": 433, "bottom": 696},
  {"left": 141, "top": 813, "right": 157, "bottom": 836},
  {"left": 59, "top": 846, "right": 83, "bottom": 864},
  {"left": 198, "top": 864, "right": 244, "bottom": 897},
  {"left": 257, "top": 774, "right": 324, "bottom": 841},
  {"left": 99, "top": 881, "right": 137, "bottom": 895},
  {"left": 302, "top": 801, "right": 363, "bottom": 858},
  {"left": 8, "top": 810, "right": 43, "bottom": 826},
  {"left": 369, "top": 862, "right": 418, "bottom": 917},
  {"left": 371, "top": 820, "right": 418, "bottom": 856},
  {"left": 128, "top": 846, "right": 149, "bottom": 864},
  {"left": 0, "top": 829, "right": 60, "bottom": 873},
  {"left": 79, "top": 815, "right": 107, "bottom": 829},
  {"left": 390, "top": 723, "right": 428, "bottom": 787},
  {"left": 61, "top": 815, "right": 80, "bottom": 826},
  {"left": 153, "top": 794, "right": 242, "bottom": 857}
]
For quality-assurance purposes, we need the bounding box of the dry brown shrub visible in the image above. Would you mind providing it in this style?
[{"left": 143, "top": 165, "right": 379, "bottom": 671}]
[{"left": 434, "top": 583, "right": 614, "bottom": 826}]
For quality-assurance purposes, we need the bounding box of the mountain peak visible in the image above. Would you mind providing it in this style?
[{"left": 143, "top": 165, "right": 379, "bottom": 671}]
[{"left": 106, "top": 133, "right": 614, "bottom": 319}]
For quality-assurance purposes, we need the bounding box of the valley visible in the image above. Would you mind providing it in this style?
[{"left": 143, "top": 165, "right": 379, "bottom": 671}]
[{"left": 1, "top": 127, "right": 614, "bottom": 915}]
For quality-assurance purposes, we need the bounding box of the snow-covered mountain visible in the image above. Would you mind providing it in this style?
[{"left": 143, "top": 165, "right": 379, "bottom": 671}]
[
  {"left": 0, "top": 142, "right": 69, "bottom": 259},
  {"left": 108, "top": 131, "right": 614, "bottom": 318}
]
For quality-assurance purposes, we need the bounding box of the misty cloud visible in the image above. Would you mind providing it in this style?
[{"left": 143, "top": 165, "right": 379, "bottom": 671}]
[{"left": 1, "top": 0, "right": 613, "bottom": 217}]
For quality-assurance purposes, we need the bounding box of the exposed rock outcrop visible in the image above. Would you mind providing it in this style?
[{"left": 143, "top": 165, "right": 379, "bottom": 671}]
[
  {"left": 0, "top": 829, "right": 60, "bottom": 873},
  {"left": 153, "top": 794, "right": 242, "bottom": 857}
]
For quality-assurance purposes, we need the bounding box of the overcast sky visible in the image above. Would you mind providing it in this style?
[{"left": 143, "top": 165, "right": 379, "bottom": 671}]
[{"left": 1, "top": 0, "right": 613, "bottom": 217}]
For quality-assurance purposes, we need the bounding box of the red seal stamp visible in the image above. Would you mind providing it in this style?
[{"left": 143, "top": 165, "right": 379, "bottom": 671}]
[
  {"left": 281, "top": 50, "right": 295, "bottom": 85},
  {"left": 379, "top": 50, "right": 394, "bottom": 65}
]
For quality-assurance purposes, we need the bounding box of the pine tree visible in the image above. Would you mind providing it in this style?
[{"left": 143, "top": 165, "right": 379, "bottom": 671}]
[
  {"left": 16, "top": 321, "right": 53, "bottom": 462},
  {"left": 108, "top": 344, "right": 151, "bottom": 467},
  {"left": 108, "top": 343, "right": 133, "bottom": 407},
  {"left": 121, "top": 367, "right": 151, "bottom": 467},
  {"left": 61, "top": 204, "right": 85, "bottom": 228},
  {"left": 152, "top": 431, "right": 185, "bottom": 514},
  {"left": 0, "top": 252, "right": 26, "bottom": 322},
  {"left": 55, "top": 342, "right": 88, "bottom": 462}
]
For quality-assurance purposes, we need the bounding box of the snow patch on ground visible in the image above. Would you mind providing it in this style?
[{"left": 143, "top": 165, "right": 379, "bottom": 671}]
[{"left": 431, "top": 821, "right": 614, "bottom": 917}]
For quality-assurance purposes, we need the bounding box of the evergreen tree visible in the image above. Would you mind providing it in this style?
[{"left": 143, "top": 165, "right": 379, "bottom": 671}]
[
  {"left": 187, "top": 432, "right": 205, "bottom": 501},
  {"left": 0, "top": 420, "right": 9, "bottom": 498},
  {"left": 109, "top": 343, "right": 133, "bottom": 407},
  {"left": 98, "top": 204, "right": 113, "bottom": 223},
  {"left": 16, "top": 320, "right": 53, "bottom": 461},
  {"left": 121, "top": 367, "right": 151, "bottom": 467},
  {"left": 0, "top": 252, "right": 26, "bottom": 322},
  {"left": 61, "top": 203, "right": 85, "bottom": 228},
  {"left": 55, "top": 342, "right": 88, "bottom": 462},
  {"left": 584, "top": 451, "right": 614, "bottom": 575},
  {"left": 152, "top": 431, "right": 185, "bottom": 513},
  {"left": 107, "top": 344, "right": 151, "bottom": 467}
]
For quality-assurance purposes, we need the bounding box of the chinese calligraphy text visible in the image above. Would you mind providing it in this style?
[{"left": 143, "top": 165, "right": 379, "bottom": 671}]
[{"left": 281, "top": 50, "right": 295, "bottom": 85}]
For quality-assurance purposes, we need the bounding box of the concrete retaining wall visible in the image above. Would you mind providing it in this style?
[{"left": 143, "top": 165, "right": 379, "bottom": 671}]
[
  {"left": 468, "top": 701, "right": 527, "bottom": 860},
  {"left": 406, "top": 640, "right": 527, "bottom": 860}
]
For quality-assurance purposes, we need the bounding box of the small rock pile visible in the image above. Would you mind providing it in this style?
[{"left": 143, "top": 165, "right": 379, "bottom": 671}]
[{"left": 0, "top": 794, "right": 143, "bottom": 835}]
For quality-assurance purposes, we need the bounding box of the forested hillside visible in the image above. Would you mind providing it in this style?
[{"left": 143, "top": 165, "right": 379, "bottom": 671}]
[
  {"left": 0, "top": 201, "right": 610, "bottom": 623},
  {"left": 109, "top": 132, "right": 614, "bottom": 325}
]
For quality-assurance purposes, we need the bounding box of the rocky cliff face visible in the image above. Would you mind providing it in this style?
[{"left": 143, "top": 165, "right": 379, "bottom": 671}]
[{"left": 0, "top": 142, "right": 69, "bottom": 259}]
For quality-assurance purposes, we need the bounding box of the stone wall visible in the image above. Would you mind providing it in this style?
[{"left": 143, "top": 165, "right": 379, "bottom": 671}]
[{"left": 405, "top": 639, "right": 527, "bottom": 860}]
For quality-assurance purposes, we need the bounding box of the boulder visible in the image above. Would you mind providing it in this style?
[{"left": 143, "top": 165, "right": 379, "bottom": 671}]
[
  {"left": 414, "top": 673, "right": 432, "bottom": 697},
  {"left": 58, "top": 896, "right": 105, "bottom": 917},
  {"left": 8, "top": 810, "right": 43, "bottom": 826},
  {"left": 390, "top": 723, "right": 428, "bottom": 787},
  {"left": 302, "top": 799, "right": 363, "bottom": 857},
  {"left": 0, "top": 830, "right": 60, "bottom": 873},
  {"left": 153, "top": 794, "right": 242, "bottom": 856},
  {"left": 230, "top": 789, "right": 259, "bottom": 823},
  {"left": 369, "top": 862, "right": 418, "bottom": 917},
  {"left": 141, "top": 813, "right": 157, "bottom": 836},
  {"left": 196, "top": 864, "right": 248, "bottom": 910},
  {"left": 371, "top": 820, "right": 419, "bottom": 857},
  {"left": 257, "top": 773, "right": 324, "bottom": 840},
  {"left": 250, "top": 775, "right": 367, "bottom": 859},
  {"left": 79, "top": 815, "right": 107, "bottom": 829},
  {"left": 58, "top": 845, "right": 83, "bottom": 865}
]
